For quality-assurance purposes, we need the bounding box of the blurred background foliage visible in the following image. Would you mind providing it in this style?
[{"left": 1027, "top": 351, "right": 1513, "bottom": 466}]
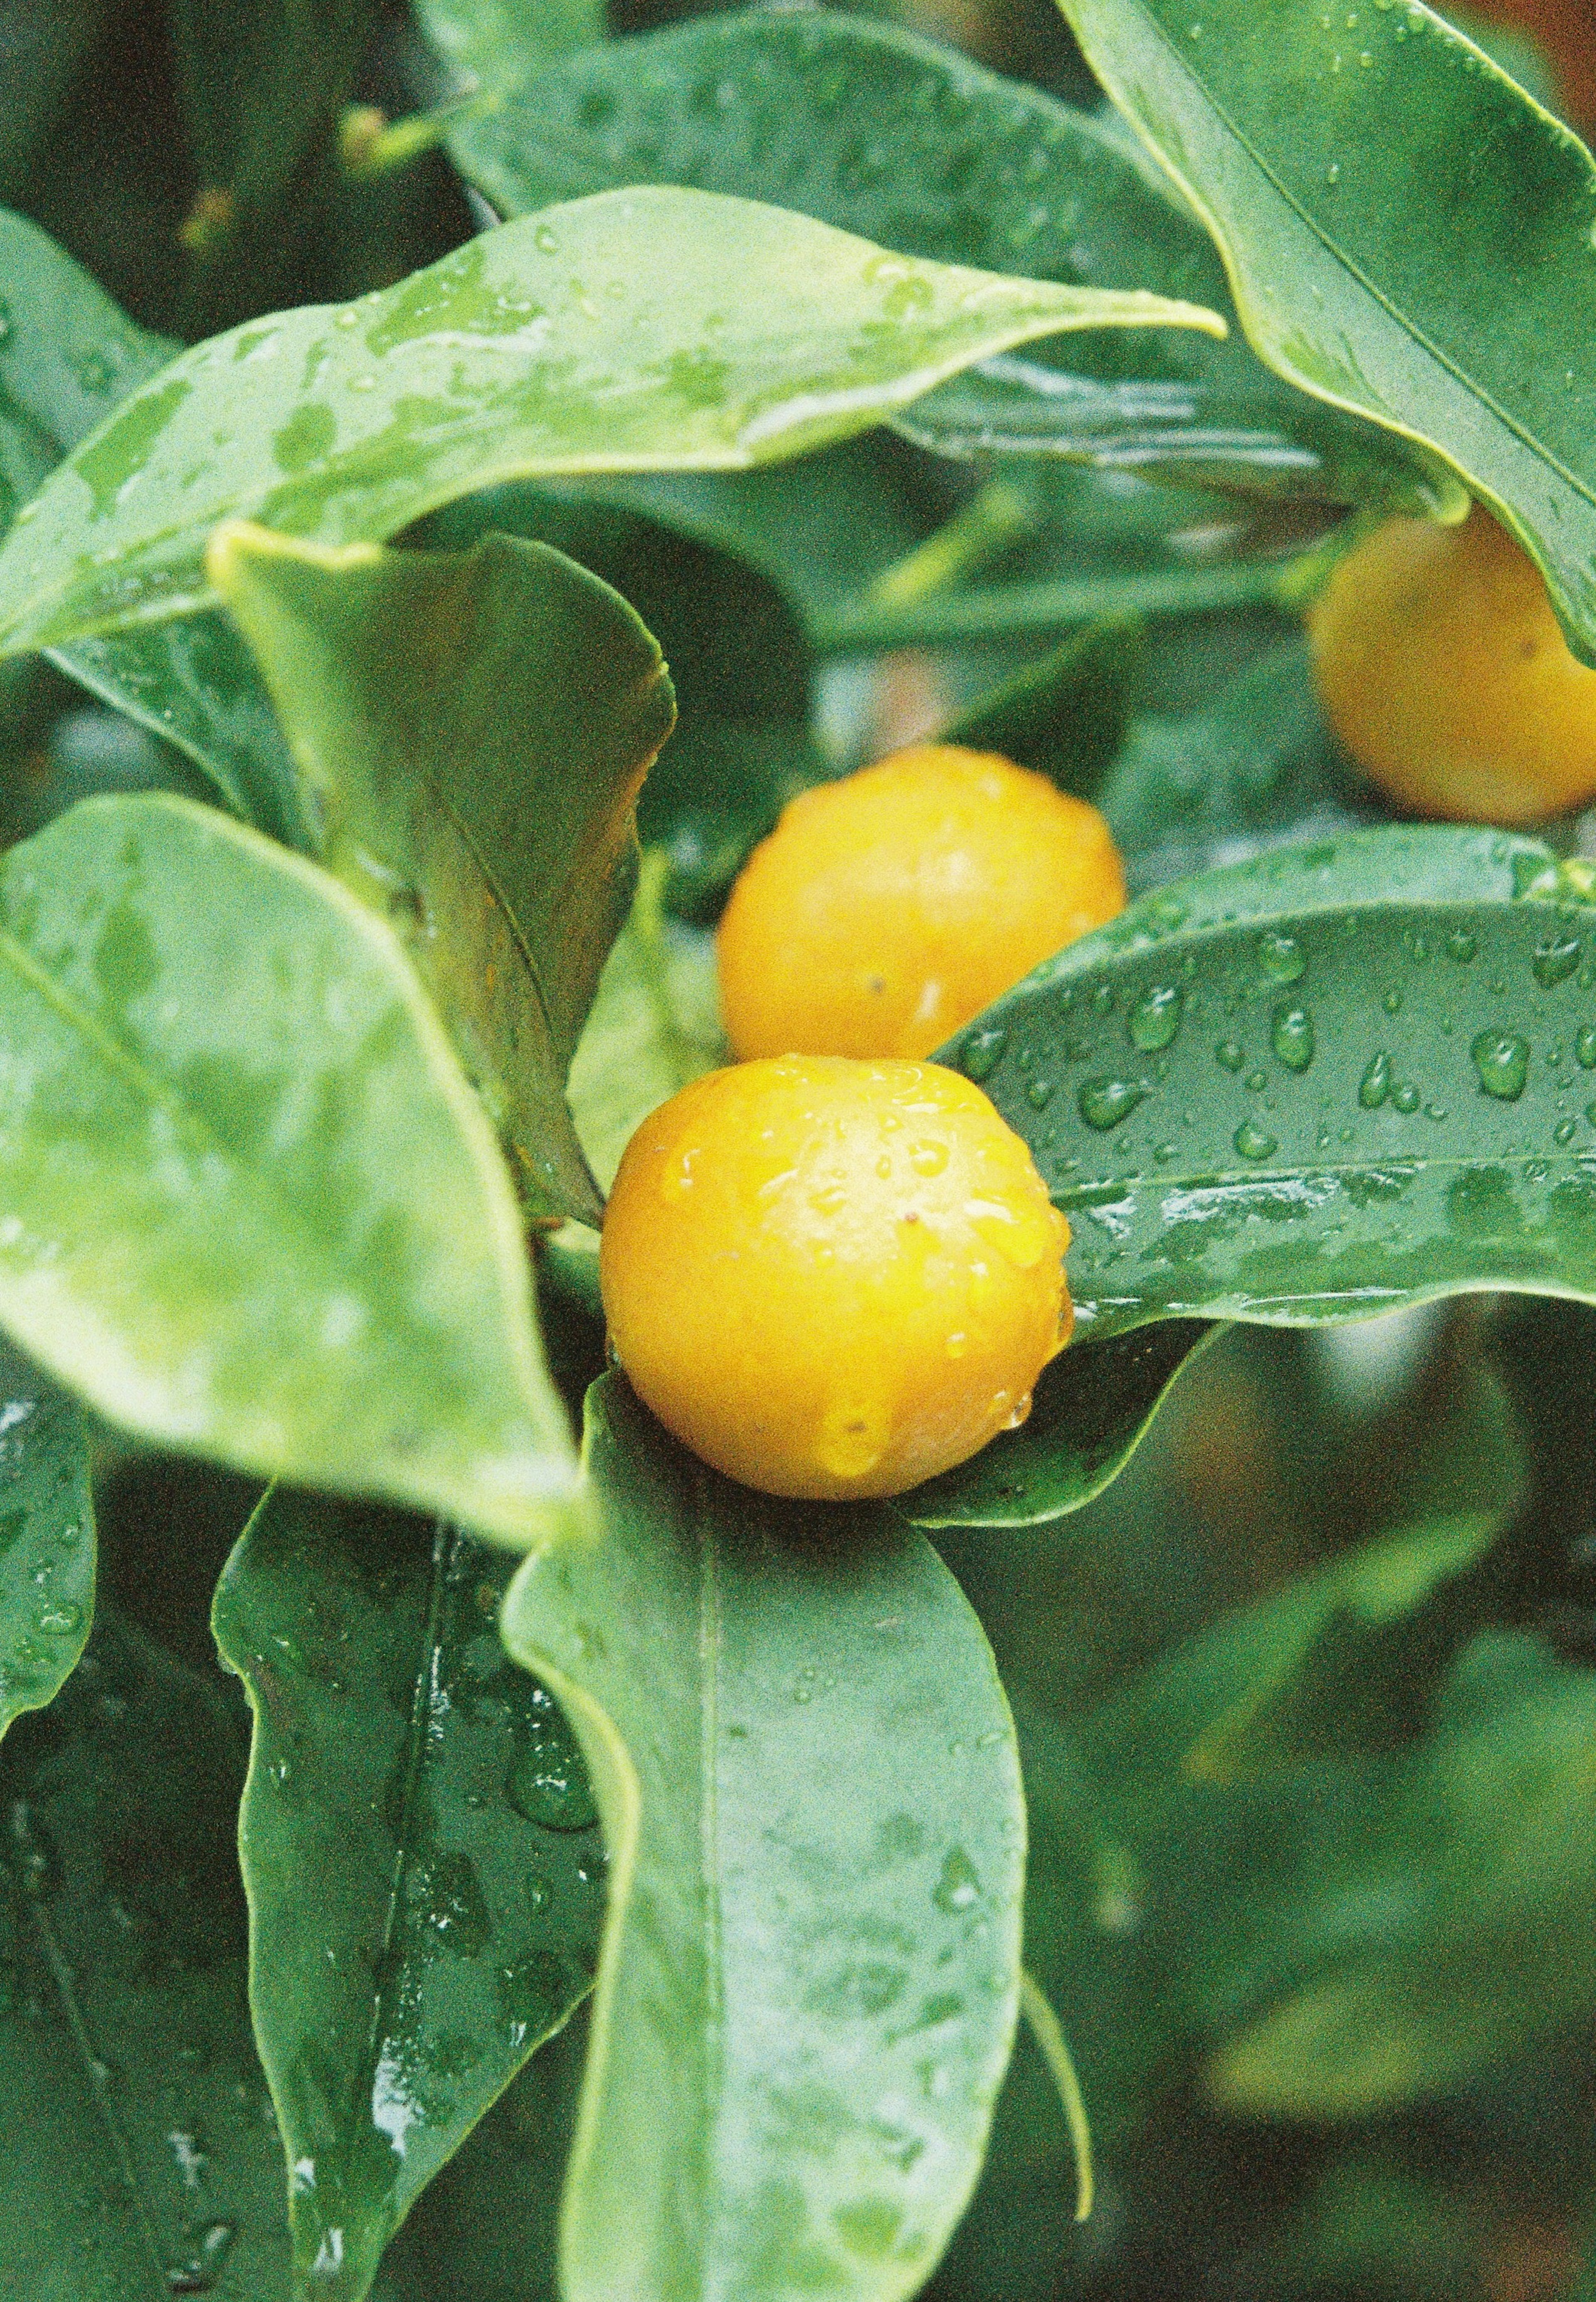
[{"left": 2, "top": 0, "right": 1596, "bottom": 2297}]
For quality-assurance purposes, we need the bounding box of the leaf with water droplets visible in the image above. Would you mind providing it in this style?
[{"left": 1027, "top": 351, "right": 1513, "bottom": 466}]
[
  {"left": 1060, "top": 0, "right": 1596, "bottom": 658},
  {"left": 443, "top": 9, "right": 1449, "bottom": 516},
  {"left": 500, "top": 1373, "right": 1025, "bottom": 2302},
  {"left": 209, "top": 519, "right": 676, "bottom": 1226},
  {"left": 941, "top": 823, "right": 1596, "bottom": 1347},
  {"left": 0, "top": 189, "right": 1222, "bottom": 657},
  {"left": 212, "top": 1490, "right": 604, "bottom": 2302},
  {"left": 0, "top": 1611, "right": 292, "bottom": 2298},
  {"left": 0, "top": 792, "right": 576, "bottom": 1545},
  {"left": 0, "top": 1334, "right": 93, "bottom": 1743}
]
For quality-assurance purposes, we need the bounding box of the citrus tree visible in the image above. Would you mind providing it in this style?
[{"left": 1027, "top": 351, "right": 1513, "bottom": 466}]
[{"left": 2, "top": 2, "right": 1596, "bottom": 2298}]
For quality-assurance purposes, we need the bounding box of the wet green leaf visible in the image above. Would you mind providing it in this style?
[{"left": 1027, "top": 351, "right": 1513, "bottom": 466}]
[
  {"left": 0, "top": 189, "right": 1223, "bottom": 656},
  {"left": 209, "top": 520, "right": 675, "bottom": 1225},
  {"left": 0, "top": 791, "right": 574, "bottom": 1545},
  {"left": 899, "top": 1320, "right": 1215, "bottom": 1530},
  {"left": 1060, "top": 0, "right": 1596, "bottom": 657},
  {"left": 451, "top": 10, "right": 1451, "bottom": 516},
  {"left": 0, "top": 1337, "right": 93, "bottom": 1742},
  {"left": 0, "top": 1613, "right": 292, "bottom": 2299},
  {"left": 0, "top": 202, "right": 305, "bottom": 840},
  {"left": 940, "top": 823, "right": 1596, "bottom": 1335},
  {"left": 212, "top": 1490, "right": 603, "bottom": 2302},
  {"left": 500, "top": 1374, "right": 1025, "bottom": 2302}
]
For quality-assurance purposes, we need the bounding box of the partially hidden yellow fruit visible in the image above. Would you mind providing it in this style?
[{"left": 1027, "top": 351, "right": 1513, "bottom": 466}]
[
  {"left": 599, "top": 1054, "right": 1072, "bottom": 1501},
  {"left": 1309, "top": 505, "right": 1596, "bottom": 824},
  {"left": 717, "top": 743, "right": 1126, "bottom": 1061}
]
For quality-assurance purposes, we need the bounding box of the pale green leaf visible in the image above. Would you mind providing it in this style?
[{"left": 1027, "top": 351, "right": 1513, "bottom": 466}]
[
  {"left": 0, "top": 189, "right": 1224, "bottom": 655},
  {"left": 501, "top": 1374, "right": 1025, "bottom": 2302},
  {"left": 0, "top": 791, "right": 574, "bottom": 1545}
]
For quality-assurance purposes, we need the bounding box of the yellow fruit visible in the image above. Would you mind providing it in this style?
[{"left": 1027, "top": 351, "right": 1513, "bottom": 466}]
[
  {"left": 598, "top": 1054, "right": 1072, "bottom": 1501},
  {"left": 1309, "top": 505, "right": 1596, "bottom": 824},
  {"left": 717, "top": 743, "right": 1126, "bottom": 1061}
]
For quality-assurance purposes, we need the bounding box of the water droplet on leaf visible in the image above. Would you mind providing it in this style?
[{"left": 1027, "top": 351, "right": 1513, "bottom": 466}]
[{"left": 1472, "top": 1029, "right": 1530, "bottom": 1101}]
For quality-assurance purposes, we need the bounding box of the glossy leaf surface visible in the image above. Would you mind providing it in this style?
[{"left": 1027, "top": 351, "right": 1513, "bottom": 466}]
[
  {"left": 941, "top": 824, "right": 1596, "bottom": 1335},
  {"left": 0, "top": 1337, "right": 93, "bottom": 1741},
  {"left": 501, "top": 1376, "right": 1025, "bottom": 2302},
  {"left": 453, "top": 10, "right": 1451, "bottom": 515},
  {"left": 0, "top": 190, "right": 1222, "bottom": 655},
  {"left": 211, "top": 521, "right": 675, "bottom": 1224},
  {"left": 1060, "top": 0, "right": 1596, "bottom": 656},
  {"left": 0, "top": 792, "right": 573, "bottom": 1544},
  {"left": 0, "top": 1614, "right": 292, "bottom": 2298},
  {"left": 900, "top": 1320, "right": 1214, "bottom": 1530},
  {"left": 212, "top": 1490, "right": 604, "bottom": 2301}
]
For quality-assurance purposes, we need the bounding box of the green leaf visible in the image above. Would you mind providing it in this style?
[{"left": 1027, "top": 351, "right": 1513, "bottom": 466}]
[
  {"left": 1059, "top": 0, "right": 1596, "bottom": 658},
  {"left": 1203, "top": 1629, "right": 1596, "bottom": 2115},
  {"left": 937, "top": 618, "right": 1139, "bottom": 799},
  {"left": 209, "top": 519, "right": 676, "bottom": 1225},
  {"left": 0, "top": 790, "right": 574, "bottom": 1545},
  {"left": 0, "top": 189, "right": 1224, "bottom": 656},
  {"left": 501, "top": 1374, "right": 1026, "bottom": 2302},
  {"left": 450, "top": 10, "right": 1451, "bottom": 516},
  {"left": 0, "top": 4, "right": 110, "bottom": 198},
  {"left": 1096, "top": 636, "right": 1355, "bottom": 876},
  {"left": 212, "top": 1490, "right": 604, "bottom": 2301},
  {"left": 542, "top": 865, "right": 725, "bottom": 1310},
  {"left": 936, "top": 822, "right": 1596, "bottom": 1337},
  {"left": 0, "top": 202, "right": 305, "bottom": 840},
  {"left": 0, "top": 1337, "right": 94, "bottom": 1742},
  {"left": 414, "top": 0, "right": 601, "bottom": 95},
  {"left": 0, "top": 1612, "right": 292, "bottom": 2299},
  {"left": 899, "top": 1319, "right": 1215, "bottom": 1530}
]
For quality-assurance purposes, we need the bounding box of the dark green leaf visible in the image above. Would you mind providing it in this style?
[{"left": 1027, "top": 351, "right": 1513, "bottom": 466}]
[
  {"left": 938, "top": 823, "right": 1596, "bottom": 1336},
  {"left": 210, "top": 520, "right": 676, "bottom": 1225},
  {"left": 899, "top": 1320, "right": 1215, "bottom": 1530},
  {"left": 0, "top": 791, "right": 574, "bottom": 1545},
  {"left": 500, "top": 1374, "right": 1025, "bottom": 2302},
  {"left": 1098, "top": 636, "right": 1361, "bottom": 879},
  {"left": 0, "top": 1613, "right": 291, "bottom": 2299},
  {"left": 936, "top": 618, "right": 1138, "bottom": 798},
  {"left": 451, "top": 10, "right": 1452, "bottom": 516},
  {"left": 0, "top": 201, "right": 304, "bottom": 839},
  {"left": 1203, "top": 1630, "right": 1596, "bottom": 2115},
  {"left": 0, "top": 191, "right": 1222, "bottom": 656},
  {"left": 0, "top": 1337, "right": 93, "bottom": 1742},
  {"left": 414, "top": 0, "right": 601, "bottom": 95},
  {"left": 0, "top": 3, "right": 111, "bottom": 199},
  {"left": 212, "top": 1490, "right": 604, "bottom": 2301},
  {"left": 1060, "top": 0, "right": 1596, "bottom": 657}
]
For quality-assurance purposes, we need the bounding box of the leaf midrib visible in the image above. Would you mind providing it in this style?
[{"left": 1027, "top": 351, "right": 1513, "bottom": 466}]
[{"left": 1117, "top": 0, "right": 1596, "bottom": 513}]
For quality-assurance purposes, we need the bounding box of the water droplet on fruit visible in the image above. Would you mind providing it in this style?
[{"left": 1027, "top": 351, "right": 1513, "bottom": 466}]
[
  {"left": 1077, "top": 1078, "right": 1146, "bottom": 1130},
  {"left": 1471, "top": 1029, "right": 1530, "bottom": 1101},
  {"left": 1128, "top": 984, "right": 1182, "bottom": 1051},
  {"left": 909, "top": 1140, "right": 948, "bottom": 1177},
  {"left": 1271, "top": 1004, "right": 1315, "bottom": 1071}
]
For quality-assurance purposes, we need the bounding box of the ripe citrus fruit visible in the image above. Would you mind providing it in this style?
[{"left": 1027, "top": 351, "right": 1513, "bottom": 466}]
[
  {"left": 598, "top": 1054, "right": 1072, "bottom": 1500},
  {"left": 1309, "top": 505, "right": 1596, "bottom": 824},
  {"left": 716, "top": 743, "right": 1125, "bottom": 1061}
]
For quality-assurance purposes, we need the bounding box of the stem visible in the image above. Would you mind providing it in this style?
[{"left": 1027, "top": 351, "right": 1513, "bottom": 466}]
[
  {"left": 1019, "top": 1966, "right": 1095, "bottom": 2224},
  {"left": 810, "top": 556, "right": 1306, "bottom": 654}
]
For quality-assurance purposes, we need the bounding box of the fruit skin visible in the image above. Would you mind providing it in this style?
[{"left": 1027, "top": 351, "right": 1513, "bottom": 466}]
[
  {"left": 1309, "top": 505, "right": 1596, "bottom": 825},
  {"left": 598, "top": 1054, "right": 1072, "bottom": 1502},
  {"left": 717, "top": 743, "right": 1126, "bottom": 1062}
]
